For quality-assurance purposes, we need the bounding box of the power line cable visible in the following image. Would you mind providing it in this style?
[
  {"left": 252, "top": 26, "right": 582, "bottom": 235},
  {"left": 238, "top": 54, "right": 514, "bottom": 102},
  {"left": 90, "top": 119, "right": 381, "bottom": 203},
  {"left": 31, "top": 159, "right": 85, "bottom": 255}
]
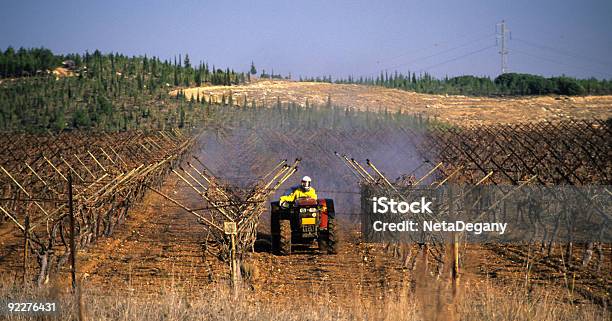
[
  {"left": 366, "top": 33, "right": 496, "bottom": 77},
  {"left": 511, "top": 48, "right": 612, "bottom": 79},
  {"left": 371, "top": 20, "right": 500, "bottom": 66},
  {"left": 518, "top": 27, "right": 612, "bottom": 54},
  {"left": 513, "top": 37, "right": 612, "bottom": 68},
  {"left": 376, "top": 31, "right": 495, "bottom": 65},
  {"left": 417, "top": 44, "right": 497, "bottom": 73}
]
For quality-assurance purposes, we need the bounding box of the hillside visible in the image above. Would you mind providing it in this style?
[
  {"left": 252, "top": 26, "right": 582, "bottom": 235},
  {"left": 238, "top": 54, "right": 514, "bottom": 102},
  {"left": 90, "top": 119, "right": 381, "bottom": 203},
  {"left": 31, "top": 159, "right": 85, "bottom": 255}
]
[{"left": 174, "top": 80, "right": 612, "bottom": 126}]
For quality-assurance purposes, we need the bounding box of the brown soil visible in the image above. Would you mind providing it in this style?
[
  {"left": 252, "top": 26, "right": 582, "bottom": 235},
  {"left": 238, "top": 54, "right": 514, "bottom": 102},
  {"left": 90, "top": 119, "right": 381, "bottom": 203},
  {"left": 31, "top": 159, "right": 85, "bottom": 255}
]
[
  {"left": 1, "top": 171, "right": 607, "bottom": 311},
  {"left": 55, "top": 178, "right": 411, "bottom": 306},
  {"left": 6, "top": 175, "right": 600, "bottom": 309},
  {"left": 172, "top": 80, "right": 612, "bottom": 126}
]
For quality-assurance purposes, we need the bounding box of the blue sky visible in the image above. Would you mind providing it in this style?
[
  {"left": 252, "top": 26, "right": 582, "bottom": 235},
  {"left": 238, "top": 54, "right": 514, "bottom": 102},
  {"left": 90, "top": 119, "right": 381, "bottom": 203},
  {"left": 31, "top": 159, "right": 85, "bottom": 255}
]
[{"left": 1, "top": 0, "right": 611, "bottom": 79}]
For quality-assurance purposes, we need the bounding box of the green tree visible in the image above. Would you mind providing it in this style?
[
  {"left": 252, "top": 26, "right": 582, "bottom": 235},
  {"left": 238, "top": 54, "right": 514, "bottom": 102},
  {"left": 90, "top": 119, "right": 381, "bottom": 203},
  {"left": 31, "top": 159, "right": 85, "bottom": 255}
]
[
  {"left": 184, "top": 54, "right": 191, "bottom": 69},
  {"left": 73, "top": 108, "right": 91, "bottom": 128},
  {"left": 178, "top": 105, "right": 185, "bottom": 128},
  {"left": 554, "top": 77, "right": 586, "bottom": 96}
]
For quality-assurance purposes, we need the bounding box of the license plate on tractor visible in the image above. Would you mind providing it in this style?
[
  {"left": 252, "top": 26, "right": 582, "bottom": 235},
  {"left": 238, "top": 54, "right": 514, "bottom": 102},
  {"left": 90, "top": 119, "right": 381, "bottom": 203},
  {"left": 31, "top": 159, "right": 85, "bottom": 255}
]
[
  {"left": 301, "top": 217, "right": 316, "bottom": 233},
  {"left": 301, "top": 217, "right": 316, "bottom": 225}
]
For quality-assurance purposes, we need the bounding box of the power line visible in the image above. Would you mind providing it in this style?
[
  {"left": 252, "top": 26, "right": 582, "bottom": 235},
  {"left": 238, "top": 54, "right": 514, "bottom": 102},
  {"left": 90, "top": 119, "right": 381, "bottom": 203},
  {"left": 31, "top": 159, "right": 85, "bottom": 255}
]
[
  {"left": 513, "top": 37, "right": 612, "bottom": 69},
  {"left": 511, "top": 48, "right": 612, "bottom": 78},
  {"left": 370, "top": 20, "right": 501, "bottom": 67},
  {"left": 417, "top": 44, "right": 497, "bottom": 73},
  {"left": 375, "top": 31, "right": 495, "bottom": 66},
  {"left": 367, "top": 33, "right": 496, "bottom": 77},
  {"left": 358, "top": 21, "right": 611, "bottom": 80}
]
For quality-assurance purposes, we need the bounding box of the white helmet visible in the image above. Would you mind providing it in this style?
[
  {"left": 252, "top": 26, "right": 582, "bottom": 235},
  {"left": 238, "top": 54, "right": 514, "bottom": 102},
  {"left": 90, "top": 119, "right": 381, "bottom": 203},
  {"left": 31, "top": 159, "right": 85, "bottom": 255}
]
[{"left": 301, "top": 176, "right": 312, "bottom": 190}]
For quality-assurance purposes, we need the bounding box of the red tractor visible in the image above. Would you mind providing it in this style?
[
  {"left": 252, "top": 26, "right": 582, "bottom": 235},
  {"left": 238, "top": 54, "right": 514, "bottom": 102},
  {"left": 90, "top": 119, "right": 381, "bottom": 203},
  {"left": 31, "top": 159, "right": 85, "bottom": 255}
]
[{"left": 270, "top": 198, "right": 337, "bottom": 255}]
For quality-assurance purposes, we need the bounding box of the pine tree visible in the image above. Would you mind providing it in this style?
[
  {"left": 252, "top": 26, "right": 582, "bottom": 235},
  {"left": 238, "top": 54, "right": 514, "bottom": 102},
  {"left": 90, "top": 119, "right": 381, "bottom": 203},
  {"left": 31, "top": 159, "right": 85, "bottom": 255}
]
[{"left": 184, "top": 54, "right": 191, "bottom": 69}]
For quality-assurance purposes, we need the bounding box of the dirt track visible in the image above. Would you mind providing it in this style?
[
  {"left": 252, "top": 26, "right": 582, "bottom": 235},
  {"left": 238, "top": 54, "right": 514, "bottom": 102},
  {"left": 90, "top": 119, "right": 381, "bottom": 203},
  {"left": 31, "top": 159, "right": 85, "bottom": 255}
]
[{"left": 173, "top": 80, "right": 612, "bottom": 126}]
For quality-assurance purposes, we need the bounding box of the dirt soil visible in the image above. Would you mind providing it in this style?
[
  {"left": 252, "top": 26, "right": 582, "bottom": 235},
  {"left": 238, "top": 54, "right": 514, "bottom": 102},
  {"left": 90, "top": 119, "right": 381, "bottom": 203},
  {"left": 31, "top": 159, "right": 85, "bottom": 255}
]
[
  {"left": 173, "top": 80, "right": 612, "bottom": 126},
  {"left": 56, "top": 176, "right": 412, "bottom": 306},
  {"left": 1, "top": 167, "right": 607, "bottom": 310},
  {"left": 3, "top": 174, "right": 597, "bottom": 310}
]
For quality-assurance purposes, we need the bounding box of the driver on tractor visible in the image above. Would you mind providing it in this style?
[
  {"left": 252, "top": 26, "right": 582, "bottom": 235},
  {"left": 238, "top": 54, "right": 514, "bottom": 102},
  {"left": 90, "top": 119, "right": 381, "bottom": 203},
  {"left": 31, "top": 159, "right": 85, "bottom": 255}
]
[{"left": 279, "top": 176, "right": 317, "bottom": 208}]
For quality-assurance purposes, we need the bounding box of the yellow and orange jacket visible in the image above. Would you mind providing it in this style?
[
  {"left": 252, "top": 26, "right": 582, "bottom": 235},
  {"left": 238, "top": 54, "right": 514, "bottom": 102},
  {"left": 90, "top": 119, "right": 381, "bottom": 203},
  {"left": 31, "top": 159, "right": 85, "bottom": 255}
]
[{"left": 279, "top": 186, "right": 317, "bottom": 204}]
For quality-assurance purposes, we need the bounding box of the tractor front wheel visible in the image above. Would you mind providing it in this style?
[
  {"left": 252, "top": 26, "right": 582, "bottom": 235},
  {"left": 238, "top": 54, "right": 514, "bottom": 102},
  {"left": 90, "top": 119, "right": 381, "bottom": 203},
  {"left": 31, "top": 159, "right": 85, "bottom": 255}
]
[
  {"left": 319, "top": 217, "right": 338, "bottom": 254},
  {"left": 279, "top": 220, "right": 292, "bottom": 255}
]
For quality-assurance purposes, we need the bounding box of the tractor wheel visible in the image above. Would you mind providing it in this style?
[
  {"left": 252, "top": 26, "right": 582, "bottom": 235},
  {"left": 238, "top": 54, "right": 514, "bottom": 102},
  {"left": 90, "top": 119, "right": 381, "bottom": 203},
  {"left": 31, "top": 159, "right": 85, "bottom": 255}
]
[
  {"left": 271, "top": 212, "right": 281, "bottom": 254},
  {"left": 326, "top": 216, "right": 338, "bottom": 254},
  {"left": 318, "top": 233, "right": 329, "bottom": 252},
  {"left": 279, "top": 220, "right": 292, "bottom": 255}
]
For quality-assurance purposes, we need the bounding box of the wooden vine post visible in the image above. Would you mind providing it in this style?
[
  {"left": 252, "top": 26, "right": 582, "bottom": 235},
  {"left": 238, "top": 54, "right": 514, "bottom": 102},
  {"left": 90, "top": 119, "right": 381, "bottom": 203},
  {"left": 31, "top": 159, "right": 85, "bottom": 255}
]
[
  {"left": 224, "top": 221, "right": 238, "bottom": 290},
  {"left": 68, "top": 174, "right": 77, "bottom": 291},
  {"left": 449, "top": 187, "right": 459, "bottom": 294},
  {"left": 23, "top": 215, "right": 29, "bottom": 284},
  {"left": 452, "top": 233, "right": 460, "bottom": 293}
]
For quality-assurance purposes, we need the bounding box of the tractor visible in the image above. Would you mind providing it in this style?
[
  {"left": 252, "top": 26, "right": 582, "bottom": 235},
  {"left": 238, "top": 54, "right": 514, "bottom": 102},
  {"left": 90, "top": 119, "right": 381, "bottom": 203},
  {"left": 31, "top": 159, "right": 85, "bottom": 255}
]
[{"left": 270, "top": 198, "right": 337, "bottom": 255}]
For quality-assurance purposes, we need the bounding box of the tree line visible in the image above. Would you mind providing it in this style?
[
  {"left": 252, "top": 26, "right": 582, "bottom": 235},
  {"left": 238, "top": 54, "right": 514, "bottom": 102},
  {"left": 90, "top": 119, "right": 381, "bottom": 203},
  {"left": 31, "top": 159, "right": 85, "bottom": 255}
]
[
  {"left": 0, "top": 47, "right": 245, "bottom": 86},
  {"left": 0, "top": 47, "right": 246, "bottom": 132},
  {"left": 301, "top": 71, "right": 612, "bottom": 96}
]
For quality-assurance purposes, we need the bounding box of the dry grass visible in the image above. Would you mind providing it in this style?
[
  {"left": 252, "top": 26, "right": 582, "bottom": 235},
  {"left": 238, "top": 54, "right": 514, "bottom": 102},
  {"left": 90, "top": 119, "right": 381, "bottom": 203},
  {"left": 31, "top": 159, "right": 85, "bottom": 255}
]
[
  {"left": 0, "top": 277, "right": 607, "bottom": 321},
  {"left": 455, "top": 281, "right": 607, "bottom": 321},
  {"left": 171, "top": 80, "right": 612, "bottom": 126}
]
